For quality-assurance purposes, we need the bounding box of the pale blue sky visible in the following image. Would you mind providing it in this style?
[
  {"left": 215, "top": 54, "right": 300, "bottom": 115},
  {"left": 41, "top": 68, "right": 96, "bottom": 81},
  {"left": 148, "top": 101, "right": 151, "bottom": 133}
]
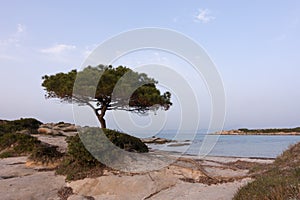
[{"left": 0, "top": 1, "right": 300, "bottom": 130}]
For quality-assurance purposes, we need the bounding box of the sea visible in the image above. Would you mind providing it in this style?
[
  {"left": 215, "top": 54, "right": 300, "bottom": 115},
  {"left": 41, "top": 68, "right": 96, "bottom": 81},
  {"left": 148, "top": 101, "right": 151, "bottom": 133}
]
[{"left": 140, "top": 130, "right": 300, "bottom": 158}]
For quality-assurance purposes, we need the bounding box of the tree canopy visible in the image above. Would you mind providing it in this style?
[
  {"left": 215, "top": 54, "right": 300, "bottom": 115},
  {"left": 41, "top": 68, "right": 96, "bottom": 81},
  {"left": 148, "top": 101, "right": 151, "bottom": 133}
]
[{"left": 42, "top": 65, "right": 172, "bottom": 128}]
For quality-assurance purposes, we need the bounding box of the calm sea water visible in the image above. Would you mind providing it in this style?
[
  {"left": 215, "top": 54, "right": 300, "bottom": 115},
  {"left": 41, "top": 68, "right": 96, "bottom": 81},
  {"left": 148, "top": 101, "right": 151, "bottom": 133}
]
[{"left": 144, "top": 131, "right": 300, "bottom": 158}]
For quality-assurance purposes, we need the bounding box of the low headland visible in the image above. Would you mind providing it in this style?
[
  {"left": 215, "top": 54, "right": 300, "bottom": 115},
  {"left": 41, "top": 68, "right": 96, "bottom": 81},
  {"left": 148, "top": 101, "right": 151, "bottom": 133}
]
[
  {"left": 215, "top": 127, "right": 300, "bottom": 135},
  {"left": 0, "top": 118, "right": 299, "bottom": 199}
]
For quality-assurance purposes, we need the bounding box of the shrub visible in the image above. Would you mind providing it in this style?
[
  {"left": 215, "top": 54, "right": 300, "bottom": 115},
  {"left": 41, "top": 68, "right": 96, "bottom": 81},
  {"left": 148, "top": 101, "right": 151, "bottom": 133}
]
[
  {"left": 234, "top": 169, "right": 300, "bottom": 200},
  {"left": 56, "top": 128, "right": 148, "bottom": 181},
  {"left": 103, "top": 128, "right": 148, "bottom": 153},
  {"left": 56, "top": 134, "right": 106, "bottom": 181},
  {"left": 234, "top": 142, "right": 300, "bottom": 199},
  {"left": 29, "top": 144, "right": 63, "bottom": 165},
  {"left": 0, "top": 131, "right": 63, "bottom": 163},
  {"left": 0, "top": 133, "right": 41, "bottom": 157},
  {"left": 0, "top": 118, "right": 42, "bottom": 135},
  {"left": 0, "top": 151, "right": 14, "bottom": 158}
]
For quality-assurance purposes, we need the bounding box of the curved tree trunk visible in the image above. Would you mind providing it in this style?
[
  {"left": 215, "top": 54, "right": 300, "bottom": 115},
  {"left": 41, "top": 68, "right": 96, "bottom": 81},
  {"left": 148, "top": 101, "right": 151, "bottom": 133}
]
[
  {"left": 97, "top": 115, "right": 106, "bottom": 129},
  {"left": 95, "top": 105, "right": 107, "bottom": 129}
]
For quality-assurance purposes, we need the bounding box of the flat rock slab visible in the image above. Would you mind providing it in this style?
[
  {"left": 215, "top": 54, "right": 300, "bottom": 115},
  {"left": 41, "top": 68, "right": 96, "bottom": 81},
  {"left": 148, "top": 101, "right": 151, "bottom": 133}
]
[
  {"left": 68, "top": 170, "right": 178, "bottom": 200},
  {"left": 0, "top": 157, "right": 66, "bottom": 200},
  {"left": 33, "top": 135, "right": 68, "bottom": 153},
  {"left": 0, "top": 171, "right": 65, "bottom": 200},
  {"left": 148, "top": 178, "right": 252, "bottom": 200},
  {"left": 0, "top": 156, "right": 35, "bottom": 179}
]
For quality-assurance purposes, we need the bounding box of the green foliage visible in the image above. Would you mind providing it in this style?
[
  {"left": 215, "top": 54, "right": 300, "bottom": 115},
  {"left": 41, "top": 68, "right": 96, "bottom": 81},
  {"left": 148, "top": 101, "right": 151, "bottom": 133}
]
[
  {"left": 0, "top": 133, "right": 41, "bottom": 157},
  {"left": 234, "top": 168, "right": 300, "bottom": 200},
  {"left": 234, "top": 142, "right": 300, "bottom": 199},
  {"left": 42, "top": 65, "right": 172, "bottom": 128},
  {"left": 56, "top": 128, "right": 148, "bottom": 181},
  {"left": 66, "top": 134, "right": 99, "bottom": 166},
  {"left": 238, "top": 127, "right": 300, "bottom": 133},
  {"left": 0, "top": 118, "right": 64, "bottom": 161},
  {"left": 42, "top": 70, "right": 77, "bottom": 101},
  {"left": 103, "top": 128, "right": 148, "bottom": 153},
  {"left": 0, "top": 151, "right": 14, "bottom": 158},
  {"left": 0, "top": 126, "right": 62, "bottom": 162},
  {"left": 0, "top": 118, "right": 42, "bottom": 135},
  {"left": 56, "top": 134, "right": 105, "bottom": 181},
  {"left": 29, "top": 144, "right": 63, "bottom": 164}
]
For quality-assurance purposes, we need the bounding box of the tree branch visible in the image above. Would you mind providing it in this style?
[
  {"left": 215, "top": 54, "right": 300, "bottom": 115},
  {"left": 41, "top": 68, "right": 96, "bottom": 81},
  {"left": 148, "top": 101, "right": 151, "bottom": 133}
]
[{"left": 72, "top": 95, "right": 98, "bottom": 112}]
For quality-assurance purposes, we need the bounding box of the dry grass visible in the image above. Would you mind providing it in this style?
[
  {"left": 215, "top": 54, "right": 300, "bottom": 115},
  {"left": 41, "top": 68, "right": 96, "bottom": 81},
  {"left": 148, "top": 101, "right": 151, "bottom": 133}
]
[{"left": 234, "top": 142, "right": 300, "bottom": 200}]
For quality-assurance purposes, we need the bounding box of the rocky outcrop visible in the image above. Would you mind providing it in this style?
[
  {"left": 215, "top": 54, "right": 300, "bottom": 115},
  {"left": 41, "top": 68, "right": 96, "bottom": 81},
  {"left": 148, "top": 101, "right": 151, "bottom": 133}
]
[
  {"left": 0, "top": 143, "right": 273, "bottom": 200},
  {"left": 215, "top": 130, "right": 244, "bottom": 135},
  {"left": 38, "top": 122, "right": 79, "bottom": 136},
  {"left": 142, "top": 137, "right": 173, "bottom": 144},
  {"left": 1, "top": 119, "right": 278, "bottom": 199},
  {"left": 67, "top": 158, "right": 207, "bottom": 200}
]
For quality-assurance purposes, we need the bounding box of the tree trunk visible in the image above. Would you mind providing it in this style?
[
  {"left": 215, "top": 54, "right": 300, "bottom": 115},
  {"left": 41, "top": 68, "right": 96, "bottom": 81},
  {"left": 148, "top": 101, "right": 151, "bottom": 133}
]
[
  {"left": 97, "top": 115, "right": 106, "bottom": 129},
  {"left": 95, "top": 105, "right": 107, "bottom": 129}
]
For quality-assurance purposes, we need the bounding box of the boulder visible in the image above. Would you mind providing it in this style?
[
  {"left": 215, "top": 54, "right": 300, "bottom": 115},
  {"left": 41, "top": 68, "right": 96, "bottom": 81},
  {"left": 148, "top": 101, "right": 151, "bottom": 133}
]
[
  {"left": 142, "top": 137, "right": 173, "bottom": 144},
  {"left": 37, "top": 127, "right": 60, "bottom": 135},
  {"left": 38, "top": 122, "right": 78, "bottom": 136},
  {"left": 39, "top": 123, "right": 55, "bottom": 129},
  {"left": 57, "top": 125, "right": 78, "bottom": 132}
]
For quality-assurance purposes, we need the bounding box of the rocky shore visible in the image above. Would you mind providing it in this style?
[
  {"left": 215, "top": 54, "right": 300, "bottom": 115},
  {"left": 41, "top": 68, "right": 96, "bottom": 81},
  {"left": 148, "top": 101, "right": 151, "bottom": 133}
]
[
  {"left": 141, "top": 137, "right": 173, "bottom": 144},
  {"left": 0, "top": 149, "right": 273, "bottom": 200},
  {"left": 37, "top": 122, "right": 79, "bottom": 136},
  {"left": 0, "top": 120, "right": 274, "bottom": 199}
]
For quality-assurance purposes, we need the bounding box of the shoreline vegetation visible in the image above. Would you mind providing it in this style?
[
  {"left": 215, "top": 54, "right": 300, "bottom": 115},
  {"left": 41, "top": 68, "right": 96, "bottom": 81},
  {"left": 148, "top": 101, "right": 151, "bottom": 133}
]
[
  {"left": 1, "top": 118, "right": 300, "bottom": 199},
  {"left": 215, "top": 127, "right": 300, "bottom": 135}
]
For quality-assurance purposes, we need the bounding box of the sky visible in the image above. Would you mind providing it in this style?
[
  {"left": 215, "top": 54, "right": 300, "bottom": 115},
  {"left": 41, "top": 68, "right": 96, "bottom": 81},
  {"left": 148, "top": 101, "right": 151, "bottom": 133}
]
[{"left": 0, "top": 1, "right": 300, "bottom": 132}]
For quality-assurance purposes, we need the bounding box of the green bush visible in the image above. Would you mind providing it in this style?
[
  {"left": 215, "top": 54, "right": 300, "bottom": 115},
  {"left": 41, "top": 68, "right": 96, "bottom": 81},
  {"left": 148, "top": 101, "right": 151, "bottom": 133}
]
[
  {"left": 234, "top": 142, "right": 300, "bottom": 199},
  {"left": 0, "top": 133, "right": 41, "bottom": 157},
  {"left": 0, "top": 118, "right": 42, "bottom": 135},
  {"left": 56, "top": 134, "right": 106, "bottom": 181},
  {"left": 234, "top": 169, "right": 300, "bottom": 200},
  {"left": 0, "top": 151, "right": 14, "bottom": 158},
  {"left": 56, "top": 128, "right": 148, "bottom": 181},
  {"left": 66, "top": 134, "right": 100, "bottom": 166},
  {"left": 0, "top": 131, "right": 63, "bottom": 163},
  {"left": 103, "top": 128, "right": 148, "bottom": 153},
  {"left": 29, "top": 144, "right": 63, "bottom": 165}
]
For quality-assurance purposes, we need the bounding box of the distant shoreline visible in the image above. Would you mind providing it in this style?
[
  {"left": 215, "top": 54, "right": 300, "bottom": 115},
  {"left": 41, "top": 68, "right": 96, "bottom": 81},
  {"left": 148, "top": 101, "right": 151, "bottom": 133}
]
[{"left": 214, "top": 127, "right": 300, "bottom": 136}]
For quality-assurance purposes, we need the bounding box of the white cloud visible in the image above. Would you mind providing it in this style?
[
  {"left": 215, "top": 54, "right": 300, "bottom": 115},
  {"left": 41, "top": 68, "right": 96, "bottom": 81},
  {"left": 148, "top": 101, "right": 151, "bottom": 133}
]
[
  {"left": 195, "top": 9, "right": 215, "bottom": 23},
  {"left": 0, "top": 24, "right": 26, "bottom": 47},
  {"left": 40, "top": 44, "right": 76, "bottom": 54},
  {"left": 0, "top": 24, "right": 27, "bottom": 61},
  {"left": 17, "top": 24, "right": 26, "bottom": 33}
]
